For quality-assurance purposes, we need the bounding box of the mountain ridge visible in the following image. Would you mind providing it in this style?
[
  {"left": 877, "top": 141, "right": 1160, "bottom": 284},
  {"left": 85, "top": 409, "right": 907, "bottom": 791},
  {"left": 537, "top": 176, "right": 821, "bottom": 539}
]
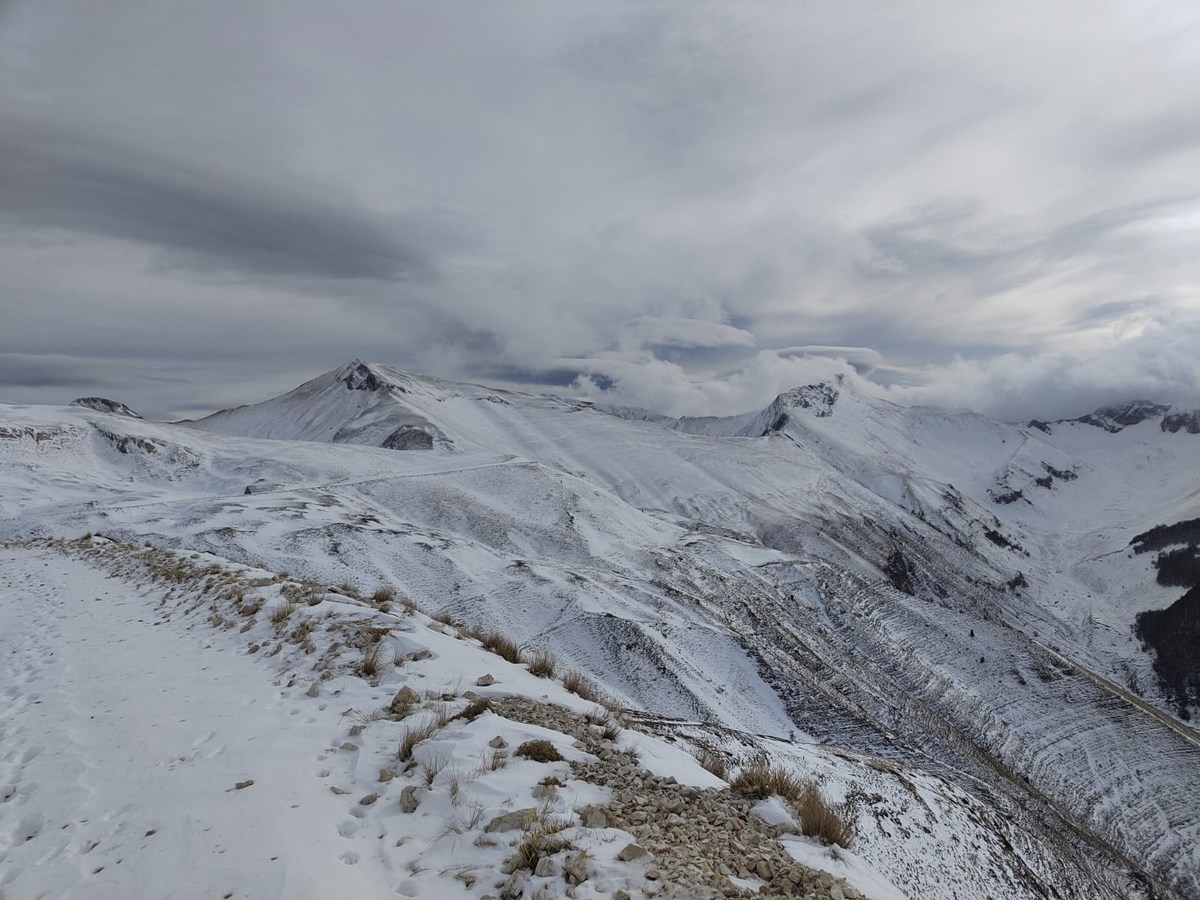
[{"left": 3, "top": 360, "right": 1199, "bottom": 896}]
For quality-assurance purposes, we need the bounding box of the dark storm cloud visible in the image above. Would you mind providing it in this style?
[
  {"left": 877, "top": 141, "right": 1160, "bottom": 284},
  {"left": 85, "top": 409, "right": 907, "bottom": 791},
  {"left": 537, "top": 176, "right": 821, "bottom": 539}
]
[
  {"left": 1, "top": 0, "right": 1198, "bottom": 420},
  {"left": 0, "top": 121, "right": 438, "bottom": 282},
  {"left": 0, "top": 354, "right": 117, "bottom": 389}
]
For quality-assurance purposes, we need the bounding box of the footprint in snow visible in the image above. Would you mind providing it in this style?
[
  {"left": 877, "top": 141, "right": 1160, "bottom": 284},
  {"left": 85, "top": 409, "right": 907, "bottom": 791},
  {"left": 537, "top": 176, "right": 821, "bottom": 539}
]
[{"left": 13, "top": 812, "right": 44, "bottom": 843}]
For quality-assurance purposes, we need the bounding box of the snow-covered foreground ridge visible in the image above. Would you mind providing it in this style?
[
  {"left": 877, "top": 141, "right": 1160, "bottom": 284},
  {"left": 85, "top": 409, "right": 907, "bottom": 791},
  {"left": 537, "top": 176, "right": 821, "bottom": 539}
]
[
  {"left": 1, "top": 537, "right": 904, "bottom": 899},
  {"left": 1, "top": 359, "right": 1198, "bottom": 897}
]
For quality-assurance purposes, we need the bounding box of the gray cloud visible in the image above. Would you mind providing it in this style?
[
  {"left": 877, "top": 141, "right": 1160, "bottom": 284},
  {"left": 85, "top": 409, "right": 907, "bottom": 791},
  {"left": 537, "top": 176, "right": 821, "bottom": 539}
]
[
  {"left": 0, "top": 120, "right": 440, "bottom": 282},
  {"left": 1, "top": 0, "right": 1198, "bottom": 421}
]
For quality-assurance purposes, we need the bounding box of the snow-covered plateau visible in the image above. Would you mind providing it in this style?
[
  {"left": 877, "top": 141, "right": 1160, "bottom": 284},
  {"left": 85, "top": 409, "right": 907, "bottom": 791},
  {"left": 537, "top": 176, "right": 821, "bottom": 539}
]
[{"left": 1, "top": 359, "right": 1197, "bottom": 899}]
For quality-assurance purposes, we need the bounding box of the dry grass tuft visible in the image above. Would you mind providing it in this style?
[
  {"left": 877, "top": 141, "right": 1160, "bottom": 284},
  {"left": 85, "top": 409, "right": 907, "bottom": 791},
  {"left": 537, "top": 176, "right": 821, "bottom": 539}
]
[
  {"left": 730, "top": 757, "right": 805, "bottom": 802},
  {"left": 398, "top": 718, "right": 442, "bottom": 761},
  {"left": 795, "top": 782, "right": 856, "bottom": 849},
  {"left": 561, "top": 668, "right": 604, "bottom": 704},
  {"left": 430, "top": 609, "right": 455, "bottom": 626},
  {"left": 515, "top": 739, "right": 563, "bottom": 763},
  {"left": 479, "top": 631, "right": 523, "bottom": 664},
  {"left": 421, "top": 751, "right": 450, "bottom": 787},
  {"left": 268, "top": 599, "right": 298, "bottom": 625},
  {"left": 526, "top": 648, "right": 556, "bottom": 678},
  {"left": 453, "top": 697, "right": 491, "bottom": 723},
  {"left": 694, "top": 746, "right": 728, "bottom": 780},
  {"left": 371, "top": 585, "right": 397, "bottom": 606},
  {"left": 358, "top": 641, "right": 387, "bottom": 680},
  {"left": 507, "top": 814, "right": 573, "bottom": 873}
]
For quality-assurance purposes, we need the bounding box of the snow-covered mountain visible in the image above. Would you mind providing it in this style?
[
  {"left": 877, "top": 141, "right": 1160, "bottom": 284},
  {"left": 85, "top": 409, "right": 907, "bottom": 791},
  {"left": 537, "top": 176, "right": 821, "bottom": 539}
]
[{"left": 2, "top": 359, "right": 1198, "bottom": 898}]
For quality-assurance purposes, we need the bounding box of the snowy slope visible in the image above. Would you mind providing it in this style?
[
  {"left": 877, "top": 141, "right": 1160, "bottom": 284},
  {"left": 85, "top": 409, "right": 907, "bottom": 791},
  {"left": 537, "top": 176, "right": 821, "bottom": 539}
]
[{"left": 2, "top": 361, "right": 1199, "bottom": 897}]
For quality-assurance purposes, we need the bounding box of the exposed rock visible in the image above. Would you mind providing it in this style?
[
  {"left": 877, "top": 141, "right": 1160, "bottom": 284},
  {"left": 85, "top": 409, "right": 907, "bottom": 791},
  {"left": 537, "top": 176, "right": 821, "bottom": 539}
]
[
  {"left": 1162, "top": 410, "right": 1200, "bottom": 434},
  {"left": 71, "top": 397, "right": 142, "bottom": 418},
  {"left": 485, "top": 807, "right": 538, "bottom": 833},
  {"left": 390, "top": 686, "right": 420, "bottom": 715},
  {"left": 534, "top": 856, "right": 557, "bottom": 877},
  {"left": 382, "top": 426, "right": 435, "bottom": 450},
  {"left": 563, "top": 852, "right": 590, "bottom": 885},
  {"left": 342, "top": 361, "right": 387, "bottom": 392},
  {"left": 476, "top": 673, "right": 496, "bottom": 686},
  {"left": 399, "top": 785, "right": 426, "bottom": 813},
  {"left": 617, "top": 842, "right": 648, "bottom": 861}
]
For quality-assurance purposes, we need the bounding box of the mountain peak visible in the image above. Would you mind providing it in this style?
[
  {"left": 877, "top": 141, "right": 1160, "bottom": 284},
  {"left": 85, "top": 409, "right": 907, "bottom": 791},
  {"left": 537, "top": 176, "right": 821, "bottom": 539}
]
[
  {"left": 338, "top": 359, "right": 391, "bottom": 392},
  {"left": 70, "top": 397, "right": 142, "bottom": 418},
  {"left": 771, "top": 379, "right": 841, "bottom": 417}
]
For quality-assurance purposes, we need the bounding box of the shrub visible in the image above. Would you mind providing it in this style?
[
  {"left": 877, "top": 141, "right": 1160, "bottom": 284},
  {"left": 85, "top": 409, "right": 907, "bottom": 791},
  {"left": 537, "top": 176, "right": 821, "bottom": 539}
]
[{"left": 515, "top": 739, "right": 563, "bottom": 763}]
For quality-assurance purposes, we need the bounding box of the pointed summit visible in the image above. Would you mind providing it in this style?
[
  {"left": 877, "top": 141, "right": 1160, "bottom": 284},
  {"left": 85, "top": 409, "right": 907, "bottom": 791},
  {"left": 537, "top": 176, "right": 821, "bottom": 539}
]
[{"left": 339, "top": 359, "right": 390, "bottom": 392}]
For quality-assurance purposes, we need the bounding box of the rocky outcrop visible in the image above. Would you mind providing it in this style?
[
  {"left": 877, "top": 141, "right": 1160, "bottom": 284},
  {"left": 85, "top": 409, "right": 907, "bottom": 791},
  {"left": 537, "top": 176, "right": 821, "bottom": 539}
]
[
  {"left": 71, "top": 397, "right": 142, "bottom": 418},
  {"left": 1162, "top": 410, "right": 1200, "bottom": 434}
]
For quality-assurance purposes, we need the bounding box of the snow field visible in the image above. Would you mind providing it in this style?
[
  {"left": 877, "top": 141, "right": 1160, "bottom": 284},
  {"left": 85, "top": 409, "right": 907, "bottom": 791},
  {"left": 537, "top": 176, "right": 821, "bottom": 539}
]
[{"left": 0, "top": 539, "right": 884, "bottom": 899}]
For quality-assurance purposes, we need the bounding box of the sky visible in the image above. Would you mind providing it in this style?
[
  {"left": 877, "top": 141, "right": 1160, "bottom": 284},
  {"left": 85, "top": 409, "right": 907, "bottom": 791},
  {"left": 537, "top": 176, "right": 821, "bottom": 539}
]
[{"left": 2, "top": 0, "right": 1199, "bottom": 422}]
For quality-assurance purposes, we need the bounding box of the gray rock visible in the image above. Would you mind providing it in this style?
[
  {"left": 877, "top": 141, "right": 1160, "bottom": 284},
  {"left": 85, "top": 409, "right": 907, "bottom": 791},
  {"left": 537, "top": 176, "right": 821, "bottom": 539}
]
[
  {"left": 563, "top": 851, "right": 590, "bottom": 884},
  {"left": 476, "top": 673, "right": 495, "bottom": 686},
  {"left": 489, "top": 735, "right": 508, "bottom": 749},
  {"left": 389, "top": 685, "right": 421, "bottom": 715},
  {"left": 399, "top": 785, "right": 426, "bottom": 813},
  {"left": 534, "top": 856, "right": 557, "bottom": 877},
  {"left": 617, "top": 842, "right": 648, "bottom": 862},
  {"left": 486, "top": 807, "right": 539, "bottom": 833},
  {"left": 583, "top": 808, "right": 608, "bottom": 829}
]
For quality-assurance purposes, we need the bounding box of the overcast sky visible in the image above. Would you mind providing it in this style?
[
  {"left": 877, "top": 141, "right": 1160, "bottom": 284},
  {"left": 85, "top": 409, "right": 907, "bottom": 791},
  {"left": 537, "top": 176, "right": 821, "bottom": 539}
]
[{"left": 2, "top": 0, "right": 1199, "bottom": 421}]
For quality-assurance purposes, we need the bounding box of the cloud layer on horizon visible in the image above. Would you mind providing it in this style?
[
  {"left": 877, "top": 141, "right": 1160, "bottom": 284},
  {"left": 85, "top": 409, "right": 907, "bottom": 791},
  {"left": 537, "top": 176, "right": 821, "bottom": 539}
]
[{"left": 1, "top": 0, "right": 1198, "bottom": 421}]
